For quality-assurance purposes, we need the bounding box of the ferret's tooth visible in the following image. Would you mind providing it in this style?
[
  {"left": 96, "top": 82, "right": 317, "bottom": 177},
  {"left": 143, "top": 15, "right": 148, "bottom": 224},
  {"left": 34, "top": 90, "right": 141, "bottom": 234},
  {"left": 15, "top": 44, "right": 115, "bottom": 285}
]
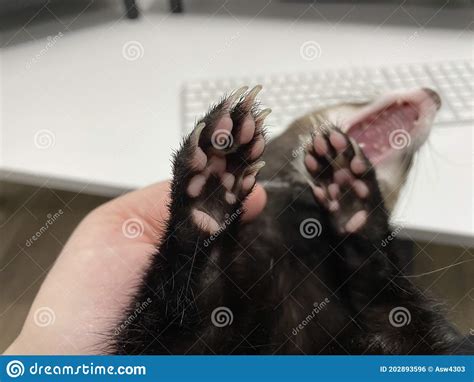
[
  {"left": 255, "top": 108, "right": 272, "bottom": 123},
  {"left": 245, "top": 84, "right": 263, "bottom": 104},
  {"left": 227, "top": 86, "right": 249, "bottom": 107},
  {"left": 192, "top": 122, "right": 206, "bottom": 146}
]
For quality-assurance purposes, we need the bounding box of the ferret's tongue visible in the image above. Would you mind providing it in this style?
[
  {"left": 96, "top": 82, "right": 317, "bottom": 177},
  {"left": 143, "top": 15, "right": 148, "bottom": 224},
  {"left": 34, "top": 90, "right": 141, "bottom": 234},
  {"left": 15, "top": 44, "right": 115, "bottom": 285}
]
[
  {"left": 347, "top": 103, "right": 418, "bottom": 161},
  {"left": 343, "top": 88, "right": 440, "bottom": 164}
]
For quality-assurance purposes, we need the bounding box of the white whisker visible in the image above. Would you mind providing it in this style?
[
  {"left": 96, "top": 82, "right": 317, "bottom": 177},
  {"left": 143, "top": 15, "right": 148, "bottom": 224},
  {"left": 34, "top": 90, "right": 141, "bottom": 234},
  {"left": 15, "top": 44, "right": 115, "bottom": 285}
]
[{"left": 401, "top": 258, "right": 474, "bottom": 278}]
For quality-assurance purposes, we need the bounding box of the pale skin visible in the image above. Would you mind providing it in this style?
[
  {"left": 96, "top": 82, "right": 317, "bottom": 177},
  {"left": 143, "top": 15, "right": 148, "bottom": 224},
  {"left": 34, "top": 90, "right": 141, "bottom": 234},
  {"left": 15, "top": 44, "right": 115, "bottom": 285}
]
[{"left": 4, "top": 181, "right": 267, "bottom": 355}]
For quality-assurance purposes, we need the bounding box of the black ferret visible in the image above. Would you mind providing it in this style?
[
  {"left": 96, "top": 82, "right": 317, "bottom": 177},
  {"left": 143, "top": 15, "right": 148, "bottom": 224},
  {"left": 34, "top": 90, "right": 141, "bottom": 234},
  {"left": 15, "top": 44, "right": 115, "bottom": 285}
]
[{"left": 112, "top": 85, "right": 473, "bottom": 355}]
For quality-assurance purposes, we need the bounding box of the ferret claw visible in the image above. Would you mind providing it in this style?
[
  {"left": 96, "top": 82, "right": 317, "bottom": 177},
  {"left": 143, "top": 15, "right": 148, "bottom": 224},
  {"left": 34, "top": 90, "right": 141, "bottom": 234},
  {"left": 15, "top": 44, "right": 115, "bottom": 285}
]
[
  {"left": 244, "top": 84, "right": 263, "bottom": 105},
  {"left": 227, "top": 86, "right": 249, "bottom": 108},
  {"left": 255, "top": 108, "right": 272, "bottom": 123},
  {"left": 192, "top": 122, "right": 206, "bottom": 146},
  {"left": 248, "top": 160, "right": 266, "bottom": 175}
]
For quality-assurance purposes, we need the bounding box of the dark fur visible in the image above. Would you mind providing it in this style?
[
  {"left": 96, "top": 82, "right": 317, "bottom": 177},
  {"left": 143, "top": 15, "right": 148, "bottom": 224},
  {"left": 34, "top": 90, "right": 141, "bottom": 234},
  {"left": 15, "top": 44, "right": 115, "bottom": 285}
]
[{"left": 112, "top": 96, "right": 473, "bottom": 355}]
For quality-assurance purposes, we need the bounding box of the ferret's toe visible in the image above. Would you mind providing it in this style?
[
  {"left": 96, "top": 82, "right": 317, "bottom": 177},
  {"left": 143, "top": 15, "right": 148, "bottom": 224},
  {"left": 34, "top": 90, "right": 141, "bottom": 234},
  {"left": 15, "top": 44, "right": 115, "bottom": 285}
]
[
  {"left": 329, "top": 130, "right": 348, "bottom": 153},
  {"left": 313, "top": 133, "right": 329, "bottom": 156}
]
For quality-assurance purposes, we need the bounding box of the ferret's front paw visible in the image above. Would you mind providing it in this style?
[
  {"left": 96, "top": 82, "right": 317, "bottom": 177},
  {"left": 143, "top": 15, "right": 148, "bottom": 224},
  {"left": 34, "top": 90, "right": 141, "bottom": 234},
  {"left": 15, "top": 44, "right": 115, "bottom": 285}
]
[
  {"left": 182, "top": 85, "right": 270, "bottom": 234},
  {"left": 304, "top": 129, "right": 383, "bottom": 235}
]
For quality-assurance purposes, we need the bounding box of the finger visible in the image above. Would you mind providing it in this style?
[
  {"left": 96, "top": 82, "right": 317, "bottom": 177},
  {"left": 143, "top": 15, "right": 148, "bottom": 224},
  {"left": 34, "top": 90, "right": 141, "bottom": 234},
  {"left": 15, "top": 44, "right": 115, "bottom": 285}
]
[{"left": 241, "top": 183, "right": 267, "bottom": 222}]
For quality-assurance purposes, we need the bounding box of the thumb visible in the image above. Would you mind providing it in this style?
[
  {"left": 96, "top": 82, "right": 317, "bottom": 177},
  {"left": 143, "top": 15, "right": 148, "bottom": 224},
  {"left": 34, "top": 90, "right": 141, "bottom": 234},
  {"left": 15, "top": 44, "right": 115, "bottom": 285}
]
[{"left": 241, "top": 183, "right": 267, "bottom": 222}]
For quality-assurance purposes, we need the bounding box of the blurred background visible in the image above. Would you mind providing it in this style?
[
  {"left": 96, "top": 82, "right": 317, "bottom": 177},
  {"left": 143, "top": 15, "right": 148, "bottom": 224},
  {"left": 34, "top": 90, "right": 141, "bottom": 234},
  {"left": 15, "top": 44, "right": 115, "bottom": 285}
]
[{"left": 0, "top": 0, "right": 473, "bottom": 352}]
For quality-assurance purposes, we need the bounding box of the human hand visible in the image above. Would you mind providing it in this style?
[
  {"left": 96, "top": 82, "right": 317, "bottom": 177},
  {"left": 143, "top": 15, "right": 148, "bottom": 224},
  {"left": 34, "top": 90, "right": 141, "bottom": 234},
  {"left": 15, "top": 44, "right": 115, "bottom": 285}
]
[{"left": 4, "top": 181, "right": 267, "bottom": 354}]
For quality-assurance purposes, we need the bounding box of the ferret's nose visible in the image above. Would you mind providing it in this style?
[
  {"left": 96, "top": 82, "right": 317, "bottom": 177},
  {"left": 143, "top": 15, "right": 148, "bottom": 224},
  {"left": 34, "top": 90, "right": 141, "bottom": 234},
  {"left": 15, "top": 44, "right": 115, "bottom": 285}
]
[{"left": 421, "top": 88, "right": 442, "bottom": 110}]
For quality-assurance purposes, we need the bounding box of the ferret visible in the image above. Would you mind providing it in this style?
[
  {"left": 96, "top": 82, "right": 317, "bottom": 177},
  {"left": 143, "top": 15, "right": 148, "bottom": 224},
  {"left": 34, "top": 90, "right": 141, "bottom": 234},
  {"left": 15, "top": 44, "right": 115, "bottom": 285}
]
[{"left": 112, "top": 85, "right": 473, "bottom": 355}]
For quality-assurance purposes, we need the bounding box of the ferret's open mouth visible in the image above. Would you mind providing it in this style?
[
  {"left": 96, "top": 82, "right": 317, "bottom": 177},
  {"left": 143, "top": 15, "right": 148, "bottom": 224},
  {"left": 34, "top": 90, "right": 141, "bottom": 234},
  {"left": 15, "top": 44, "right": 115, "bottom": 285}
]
[{"left": 343, "top": 88, "right": 441, "bottom": 165}]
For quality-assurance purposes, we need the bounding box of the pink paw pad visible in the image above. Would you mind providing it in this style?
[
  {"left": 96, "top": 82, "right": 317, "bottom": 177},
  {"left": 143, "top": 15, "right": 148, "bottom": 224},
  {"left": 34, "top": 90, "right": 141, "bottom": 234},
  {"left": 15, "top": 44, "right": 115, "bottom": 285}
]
[
  {"left": 329, "top": 131, "right": 347, "bottom": 153},
  {"left": 221, "top": 173, "right": 235, "bottom": 190},
  {"left": 242, "top": 175, "right": 256, "bottom": 192},
  {"left": 328, "top": 200, "right": 340, "bottom": 212},
  {"left": 313, "top": 135, "right": 328, "bottom": 156},
  {"left": 216, "top": 115, "right": 233, "bottom": 132},
  {"left": 187, "top": 174, "right": 207, "bottom": 198},
  {"left": 334, "top": 169, "right": 353, "bottom": 185},
  {"left": 312, "top": 185, "right": 326, "bottom": 202},
  {"left": 225, "top": 192, "right": 237, "bottom": 204},
  {"left": 328, "top": 183, "right": 340, "bottom": 199},
  {"left": 192, "top": 209, "right": 220, "bottom": 234},
  {"left": 345, "top": 210, "right": 368, "bottom": 233},
  {"left": 352, "top": 180, "right": 369, "bottom": 199},
  {"left": 191, "top": 147, "right": 207, "bottom": 171},
  {"left": 350, "top": 157, "right": 367, "bottom": 175},
  {"left": 305, "top": 154, "right": 318, "bottom": 172},
  {"left": 206, "top": 156, "right": 227, "bottom": 175},
  {"left": 239, "top": 116, "right": 256, "bottom": 145}
]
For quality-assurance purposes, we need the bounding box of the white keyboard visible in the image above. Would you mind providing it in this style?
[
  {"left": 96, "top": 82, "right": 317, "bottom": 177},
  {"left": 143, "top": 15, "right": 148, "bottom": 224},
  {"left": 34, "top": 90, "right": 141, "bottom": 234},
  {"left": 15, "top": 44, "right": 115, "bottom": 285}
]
[{"left": 182, "top": 60, "right": 473, "bottom": 137}]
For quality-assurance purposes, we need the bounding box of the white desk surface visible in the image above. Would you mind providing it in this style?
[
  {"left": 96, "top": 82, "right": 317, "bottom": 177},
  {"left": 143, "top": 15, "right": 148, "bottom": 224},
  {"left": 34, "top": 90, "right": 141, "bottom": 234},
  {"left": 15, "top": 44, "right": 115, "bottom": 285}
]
[{"left": 1, "top": 1, "right": 473, "bottom": 245}]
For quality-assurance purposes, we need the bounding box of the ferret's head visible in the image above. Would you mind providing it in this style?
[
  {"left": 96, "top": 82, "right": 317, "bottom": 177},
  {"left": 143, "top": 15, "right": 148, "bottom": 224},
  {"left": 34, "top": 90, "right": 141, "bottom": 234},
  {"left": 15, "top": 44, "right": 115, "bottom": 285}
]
[{"left": 316, "top": 88, "right": 441, "bottom": 211}]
